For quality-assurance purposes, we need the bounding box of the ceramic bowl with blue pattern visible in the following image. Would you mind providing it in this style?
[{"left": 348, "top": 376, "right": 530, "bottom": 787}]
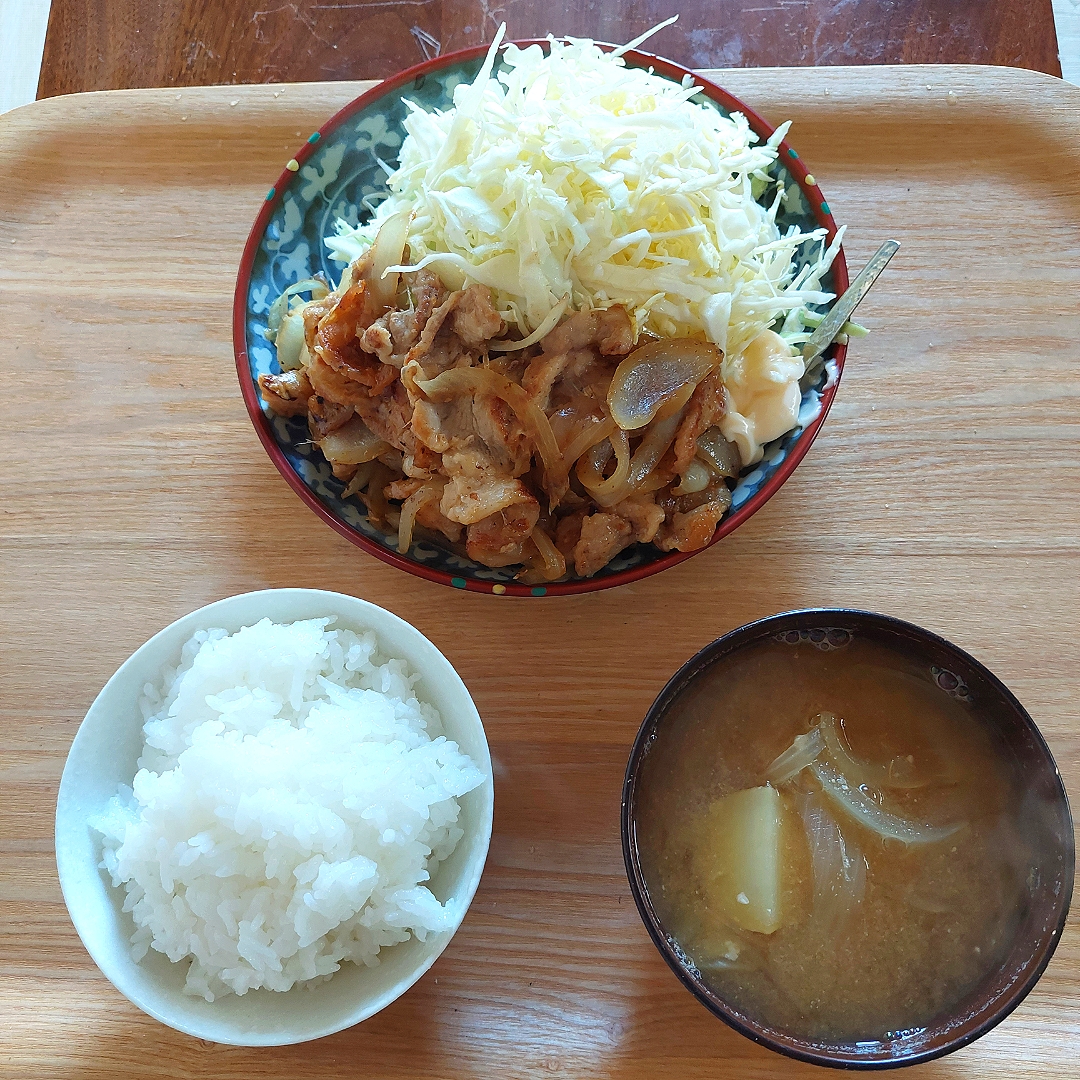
[{"left": 233, "top": 42, "right": 849, "bottom": 597}]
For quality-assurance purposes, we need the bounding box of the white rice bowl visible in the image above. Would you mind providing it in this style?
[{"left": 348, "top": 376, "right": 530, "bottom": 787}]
[{"left": 55, "top": 590, "right": 493, "bottom": 1046}]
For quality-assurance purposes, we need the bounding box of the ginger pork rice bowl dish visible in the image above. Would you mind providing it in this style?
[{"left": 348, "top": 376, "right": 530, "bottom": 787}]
[{"left": 235, "top": 25, "right": 850, "bottom": 593}]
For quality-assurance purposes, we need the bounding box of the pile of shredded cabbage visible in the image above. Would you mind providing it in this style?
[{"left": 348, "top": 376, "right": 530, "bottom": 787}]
[{"left": 328, "top": 21, "right": 842, "bottom": 362}]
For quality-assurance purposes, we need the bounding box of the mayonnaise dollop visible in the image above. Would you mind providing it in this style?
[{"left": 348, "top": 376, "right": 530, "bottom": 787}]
[{"left": 719, "top": 329, "right": 804, "bottom": 466}]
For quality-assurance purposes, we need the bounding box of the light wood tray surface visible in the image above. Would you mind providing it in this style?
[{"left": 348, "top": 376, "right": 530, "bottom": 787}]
[{"left": 1, "top": 64, "right": 1078, "bottom": 1078}]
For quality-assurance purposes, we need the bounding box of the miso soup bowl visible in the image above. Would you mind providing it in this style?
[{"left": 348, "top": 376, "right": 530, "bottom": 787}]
[{"left": 621, "top": 609, "right": 1074, "bottom": 1070}]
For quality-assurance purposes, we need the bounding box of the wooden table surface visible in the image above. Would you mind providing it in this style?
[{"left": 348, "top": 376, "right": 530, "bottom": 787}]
[
  {"left": 2, "top": 60, "right": 1078, "bottom": 1079},
  {"left": 37, "top": 0, "right": 1063, "bottom": 98}
]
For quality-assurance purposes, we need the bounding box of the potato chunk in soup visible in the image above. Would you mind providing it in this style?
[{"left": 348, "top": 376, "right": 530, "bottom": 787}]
[{"left": 695, "top": 785, "right": 784, "bottom": 934}]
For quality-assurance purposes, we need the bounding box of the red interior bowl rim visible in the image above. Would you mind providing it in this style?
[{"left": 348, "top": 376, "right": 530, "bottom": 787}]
[{"left": 233, "top": 40, "right": 850, "bottom": 597}]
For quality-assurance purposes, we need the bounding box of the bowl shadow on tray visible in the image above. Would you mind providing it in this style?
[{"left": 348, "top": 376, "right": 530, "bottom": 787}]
[
  {"left": 215, "top": 460, "right": 828, "bottom": 610},
  {"left": 204, "top": 451, "right": 825, "bottom": 626},
  {"left": 48, "top": 957, "right": 979, "bottom": 1080},
  {"left": 49, "top": 982, "right": 446, "bottom": 1076},
  {"left": 598, "top": 947, "right": 1026, "bottom": 1079},
  {"left": 600, "top": 1002, "right": 979, "bottom": 1080}
]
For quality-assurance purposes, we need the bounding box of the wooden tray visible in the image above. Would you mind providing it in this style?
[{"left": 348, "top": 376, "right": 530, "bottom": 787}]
[{"left": 1, "top": 64, "right": 1078, "bottom": 1078}]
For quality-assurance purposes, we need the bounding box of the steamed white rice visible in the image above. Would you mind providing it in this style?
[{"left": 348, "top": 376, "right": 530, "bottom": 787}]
[{"left": 92, "top": 617, "right": 484, "bottom": 1001}]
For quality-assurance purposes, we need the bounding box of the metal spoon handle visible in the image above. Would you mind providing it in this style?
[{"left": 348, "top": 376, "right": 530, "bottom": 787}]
[{"left": 802, "top": 239, "right": 899, "bottom": 365}]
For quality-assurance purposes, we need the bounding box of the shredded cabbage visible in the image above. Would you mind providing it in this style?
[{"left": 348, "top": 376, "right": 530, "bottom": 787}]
[{"left": 327, "top": 24, "right": 843, "bottom": 362}]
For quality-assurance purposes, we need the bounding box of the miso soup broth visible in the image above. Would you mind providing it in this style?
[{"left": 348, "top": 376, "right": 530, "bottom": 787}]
[{"left": 632, "top": 634, "right": 1033, "bottom": 1043}]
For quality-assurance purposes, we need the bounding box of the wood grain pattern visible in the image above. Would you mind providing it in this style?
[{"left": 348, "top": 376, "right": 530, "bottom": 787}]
[
  {"left": 36, "top": 0, "right": 1063, "bottom": 99},
  {"left": 1, "top": 65, "right": 1079, "bottom": 1078}
]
